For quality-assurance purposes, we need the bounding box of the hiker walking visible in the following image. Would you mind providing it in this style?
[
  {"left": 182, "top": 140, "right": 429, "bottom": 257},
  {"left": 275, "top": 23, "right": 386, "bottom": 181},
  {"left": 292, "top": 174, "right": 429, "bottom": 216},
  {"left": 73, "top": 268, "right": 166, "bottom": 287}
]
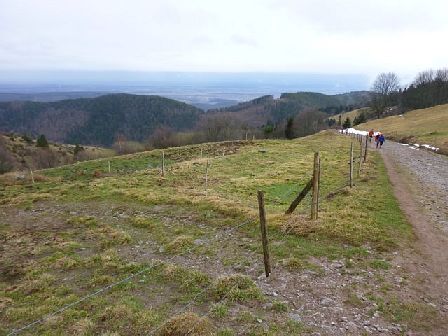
[
  {"left": 368, "top": 129, "right": 374, "bottom": 142},
  {"left": 378, "top": 133, "right": 385, "bottom": 149}
]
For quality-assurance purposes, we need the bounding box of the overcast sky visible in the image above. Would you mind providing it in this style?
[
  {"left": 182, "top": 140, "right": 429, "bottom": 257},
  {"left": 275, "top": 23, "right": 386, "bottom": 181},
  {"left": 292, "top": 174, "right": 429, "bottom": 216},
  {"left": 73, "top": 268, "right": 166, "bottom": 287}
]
[{"left": 1, "top": 0, "right": 447, "bottom": 80}]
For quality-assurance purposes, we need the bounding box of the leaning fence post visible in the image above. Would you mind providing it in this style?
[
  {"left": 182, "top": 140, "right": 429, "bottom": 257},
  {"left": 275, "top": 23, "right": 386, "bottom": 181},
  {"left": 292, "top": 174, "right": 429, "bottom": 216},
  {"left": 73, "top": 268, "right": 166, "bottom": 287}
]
[
  {"left": 285, "top": 178, "right": 313, "bottom": 214},
  {"left": 349, "top": 143, "right": 354, "bottom": 188},
  {"left": 363, "top": 135, "right": 368, "bottom": 163},
  {"left": 257, "top": 190, "right": 271, "bottom": 277},
  {"left": 311, "top": 152, "right": 320, "bottom": 220}
]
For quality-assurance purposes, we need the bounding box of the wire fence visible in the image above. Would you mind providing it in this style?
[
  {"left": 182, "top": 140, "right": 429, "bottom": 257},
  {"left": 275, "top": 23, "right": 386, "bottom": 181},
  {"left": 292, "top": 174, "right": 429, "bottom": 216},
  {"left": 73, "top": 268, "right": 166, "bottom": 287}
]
[
  {"left": 7, "top": 132, "right": 369, "bottom": 335},
  {"left": 7, "top": 219, "right": 253, "bottom": 336}
]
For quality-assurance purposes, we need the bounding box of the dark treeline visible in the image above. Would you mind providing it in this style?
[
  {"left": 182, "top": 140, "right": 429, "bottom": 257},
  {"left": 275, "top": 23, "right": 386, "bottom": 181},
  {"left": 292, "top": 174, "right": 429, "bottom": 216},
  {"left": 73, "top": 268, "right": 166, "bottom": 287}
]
[
  {"left": 337, "top": 68, "right": 448, "bottom": 129},
  {"left": 401, "top": 69, "right": 448, "bottom": 110},
  {"left": 370, "top": 68, "right": 448, "bottom": 119}
]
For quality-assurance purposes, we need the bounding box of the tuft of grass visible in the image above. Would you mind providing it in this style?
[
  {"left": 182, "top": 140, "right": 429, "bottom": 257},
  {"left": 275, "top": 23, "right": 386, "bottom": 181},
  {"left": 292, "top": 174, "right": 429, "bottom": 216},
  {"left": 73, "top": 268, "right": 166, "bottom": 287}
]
[
  {"left": 165, "top": 235, "right": 194, "bottom": 254},
  {"left": 369, "top": 259, "right": 390, "bottom": 270},
  {"left": 130, "top": 216, "right": 156, "bottom": 229},
  {"left": 161, "top": 264, "right": 210, "bottom": 297},
  {"left": 210, "top": 303, "right": 229, "bottom": 319},
  {"left": 67, "top": 216, "right": 98, "bottom": 227},
  {"left": 217, "top": 328, "right": 234, "bottom": 336},
  {"left": 158, "top": 312, "right": 215, "bottom": 336},
  {"left": 213, "top": 274, "right": 262, "bottom": 302},
  {"left": 371, "top": 296, "right": 440, "bottom": 331},
  {"left": 272, "top": 300, "right": 289, "bottom": 313}
]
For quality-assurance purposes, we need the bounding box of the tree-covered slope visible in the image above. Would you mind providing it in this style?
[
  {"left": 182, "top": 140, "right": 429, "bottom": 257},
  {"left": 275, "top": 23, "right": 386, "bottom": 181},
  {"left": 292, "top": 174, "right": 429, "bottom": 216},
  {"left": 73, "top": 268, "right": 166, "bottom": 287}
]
[
  {"left": 207, "top": 91, "right": 370, "bottom": 127},
  {"left": 0, "top": 94, "right": 203, "bottom": 146}
]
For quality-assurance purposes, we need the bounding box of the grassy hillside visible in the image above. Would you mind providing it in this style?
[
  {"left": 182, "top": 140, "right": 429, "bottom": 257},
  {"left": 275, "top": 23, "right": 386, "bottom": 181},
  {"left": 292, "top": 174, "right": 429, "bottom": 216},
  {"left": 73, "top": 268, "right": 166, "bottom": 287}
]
[
  {"left": 357, "top": 104, "right": 448, "bottom": 154},
  {"left": 2, "top": 132, "right": 441, "bottom": 335},
  {"left": 0, "top": 94, "right": 203, "bottom": 146},
  {"left": 329, "top": 108, "right": 369, "bottom": 124},
  {"left": 0, "top": 133, "right": 113, "bottom": 173}
]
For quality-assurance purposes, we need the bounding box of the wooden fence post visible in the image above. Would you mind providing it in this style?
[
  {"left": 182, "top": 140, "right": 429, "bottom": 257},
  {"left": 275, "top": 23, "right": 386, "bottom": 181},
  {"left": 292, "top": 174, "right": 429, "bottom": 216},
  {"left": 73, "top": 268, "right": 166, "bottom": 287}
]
[
  {"left": 30, "top": 169, "right": 35, "bottom": 184},
  {"left": 358, "top": 138, "right": 363, "bottom": 177},
  {"left": 108, "top": 161, "right": 111, "bottom": 173},
  {"left": 285, "top": 178, "right": 313, "bottom": 214},
  {"left": 257, "top": 190, "right": 271, "bottom": 277},
  {"left": 200, "top": 147, "right": 203, "bottom": 159},
  {"left": 311, "top": 152, "right": 320, "bottom": 220},
  {"left": 205, "top": 160, "right": 209, "bottom": 196},
  {"left": 349, "top": 143, "right": 354, "bottom": 188},
  {"left": 363, "top": 135, "right": 368, "bottom": 163},
  {"left": 162, "top": 151, "right": 166, "bottom": 176},
  {"left": 317, "top": 154, "right": 321, "bottom": 213}
]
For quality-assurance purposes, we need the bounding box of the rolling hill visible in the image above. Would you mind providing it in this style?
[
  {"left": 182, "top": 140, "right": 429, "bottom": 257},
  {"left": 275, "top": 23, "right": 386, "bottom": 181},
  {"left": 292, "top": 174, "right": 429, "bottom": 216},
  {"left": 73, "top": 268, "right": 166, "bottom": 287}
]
[
  {"left": 208, "top": 91, "right": 371, "bottom": 128},
  {"left": 357, "top": 103, "right": 448, "bottom": 154},
  {"left": 0, "top": 91, "right": 371, "bottom": 149},
  {"left": 0, "top": 94, "right": 203, "bottom": 146}
]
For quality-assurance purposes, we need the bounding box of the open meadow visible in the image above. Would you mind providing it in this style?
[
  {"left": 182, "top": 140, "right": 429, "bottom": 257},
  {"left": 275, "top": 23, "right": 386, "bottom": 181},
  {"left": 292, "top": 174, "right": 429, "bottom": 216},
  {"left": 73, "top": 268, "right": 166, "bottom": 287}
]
[{"left": 1, "top": 131, "right": 443, "bottom": 335}]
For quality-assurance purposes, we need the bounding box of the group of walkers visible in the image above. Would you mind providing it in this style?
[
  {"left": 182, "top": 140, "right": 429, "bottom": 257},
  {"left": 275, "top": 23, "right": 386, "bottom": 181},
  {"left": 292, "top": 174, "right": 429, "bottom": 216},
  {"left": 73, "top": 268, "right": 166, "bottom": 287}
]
[{"left": 368, "top": 129, "right": 385, "bottom": 149}]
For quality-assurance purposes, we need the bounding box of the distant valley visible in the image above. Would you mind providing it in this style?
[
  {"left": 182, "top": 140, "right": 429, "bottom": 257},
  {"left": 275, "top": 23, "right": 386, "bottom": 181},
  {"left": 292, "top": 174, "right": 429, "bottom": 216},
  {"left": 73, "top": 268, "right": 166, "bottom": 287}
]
[{"left": 0, "top": 91, "right": 369, "bottom": 147}]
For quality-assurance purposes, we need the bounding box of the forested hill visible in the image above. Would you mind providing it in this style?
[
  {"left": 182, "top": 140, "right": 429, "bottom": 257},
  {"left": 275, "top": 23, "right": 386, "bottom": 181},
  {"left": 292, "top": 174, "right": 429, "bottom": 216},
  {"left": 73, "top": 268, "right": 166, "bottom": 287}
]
[
  {"left": 0, "top": 94, "right": 203, "bottom": 146},
  {"left": 207, "top": 91, "right": 371, "bottom": 127}
]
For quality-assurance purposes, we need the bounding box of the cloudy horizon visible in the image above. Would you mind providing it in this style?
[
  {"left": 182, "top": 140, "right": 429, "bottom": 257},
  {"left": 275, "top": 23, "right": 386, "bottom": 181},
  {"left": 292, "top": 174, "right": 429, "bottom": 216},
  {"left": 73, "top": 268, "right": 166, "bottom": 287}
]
[{"left": 1, "top": 0, "right": 447, "bottom": 84}]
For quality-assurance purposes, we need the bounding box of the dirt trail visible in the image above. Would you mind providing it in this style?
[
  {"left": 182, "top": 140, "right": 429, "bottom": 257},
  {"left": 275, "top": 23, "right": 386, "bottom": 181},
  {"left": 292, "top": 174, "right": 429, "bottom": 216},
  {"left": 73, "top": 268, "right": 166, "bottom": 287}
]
[{"left": 380, "top": 142, "right": 448, "bottom": 335}]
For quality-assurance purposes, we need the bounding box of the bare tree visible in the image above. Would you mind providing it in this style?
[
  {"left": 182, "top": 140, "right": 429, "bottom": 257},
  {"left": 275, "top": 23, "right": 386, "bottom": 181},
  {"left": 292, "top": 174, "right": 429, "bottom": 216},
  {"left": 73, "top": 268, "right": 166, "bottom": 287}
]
[
  {"left": 147, "top": 127, "right": 176, "bottom": 149},
  {"left": 198, "top": 115, "right": 240, "bottom": 142},
  {"left": 293, "top": 110, "right": 327, "bottom": 137},
  {"left": 413, "top": 70, "right": 435, "bottom": 86},
  {"left": 371, "top": 72, "right": 400, "bottom": 118},
  {"left": 31, "top": 148, "right": 58, "bottom": 169},
  {"left": 435, "top": 68, "right": 448, "bottom": 82}
]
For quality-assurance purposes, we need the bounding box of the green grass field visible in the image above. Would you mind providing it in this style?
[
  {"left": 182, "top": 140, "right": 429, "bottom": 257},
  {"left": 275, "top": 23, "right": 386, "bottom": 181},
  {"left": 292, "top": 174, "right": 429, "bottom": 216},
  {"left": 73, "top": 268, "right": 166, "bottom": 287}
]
[
  {"left": 1, "top": 131, "right": 438, "bottom": 335},
  {"left": 357, "top": 104, "right": 448, "bottom": 154},
  {"left": 329, "top": 108, "right": 369, "bottom": 125}
]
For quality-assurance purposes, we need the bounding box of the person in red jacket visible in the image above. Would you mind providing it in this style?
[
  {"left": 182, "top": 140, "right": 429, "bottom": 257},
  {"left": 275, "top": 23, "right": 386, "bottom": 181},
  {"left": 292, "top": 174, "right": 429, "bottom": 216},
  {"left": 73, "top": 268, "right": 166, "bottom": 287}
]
[{"left": 368, "top": 129, "right": 374, "bottom": 142}]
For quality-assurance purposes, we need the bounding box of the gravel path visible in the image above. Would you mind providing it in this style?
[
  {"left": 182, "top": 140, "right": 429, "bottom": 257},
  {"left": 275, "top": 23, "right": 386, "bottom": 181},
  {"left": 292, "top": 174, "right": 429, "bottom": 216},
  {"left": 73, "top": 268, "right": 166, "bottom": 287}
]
[
  {"left": 381, "top": 141, "right": 448, "bottom": 232},
  {"left": 380, "top": 141, "right": 448, "bottom": 335}
]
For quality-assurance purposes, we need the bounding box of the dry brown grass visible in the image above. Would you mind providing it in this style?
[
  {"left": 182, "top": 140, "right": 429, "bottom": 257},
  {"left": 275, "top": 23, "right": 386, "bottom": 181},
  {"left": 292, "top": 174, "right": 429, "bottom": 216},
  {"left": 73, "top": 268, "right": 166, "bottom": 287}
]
[
  {"left": 158, "top": 312, "right": 214, "bottom": 336},
  {"left": 358, "top": 104, "right": 448, "bottom": 153}
]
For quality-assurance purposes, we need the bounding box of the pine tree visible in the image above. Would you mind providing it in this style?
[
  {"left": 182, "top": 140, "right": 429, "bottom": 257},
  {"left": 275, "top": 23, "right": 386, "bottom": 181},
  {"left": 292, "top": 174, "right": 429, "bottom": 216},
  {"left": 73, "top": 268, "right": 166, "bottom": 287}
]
[
  {"left": 285, "top": 117, "right": 294, "bottom": 139},
  {"left": 36, "top": 134, "right": 49, "bottom": 148},
  {"left": 342, "top": 117, "right": 352, "bottom": 129},
  {"left": 353, "top": 112, "right": 367, "bottom": 126}
]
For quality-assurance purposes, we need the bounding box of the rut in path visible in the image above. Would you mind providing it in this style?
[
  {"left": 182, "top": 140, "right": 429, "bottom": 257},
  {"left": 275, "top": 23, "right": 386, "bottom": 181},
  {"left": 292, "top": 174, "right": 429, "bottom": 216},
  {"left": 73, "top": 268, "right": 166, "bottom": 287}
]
[{"left": 380, "top": 141, "right": 448, "bottom": 335}]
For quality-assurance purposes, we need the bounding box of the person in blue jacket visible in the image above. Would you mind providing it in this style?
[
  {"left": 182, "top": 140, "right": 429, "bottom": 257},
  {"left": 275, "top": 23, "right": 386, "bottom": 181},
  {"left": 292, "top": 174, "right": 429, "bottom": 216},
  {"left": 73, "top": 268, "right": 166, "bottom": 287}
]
[{"left": 377, "top": 133, "right": 385, "bottom": 148}]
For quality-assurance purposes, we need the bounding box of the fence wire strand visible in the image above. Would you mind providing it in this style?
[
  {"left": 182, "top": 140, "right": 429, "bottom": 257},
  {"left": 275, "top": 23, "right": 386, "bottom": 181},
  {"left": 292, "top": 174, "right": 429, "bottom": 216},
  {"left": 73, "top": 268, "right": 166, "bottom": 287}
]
[{"left": 7, "top": 219, "right": 253, "bottom": 336}]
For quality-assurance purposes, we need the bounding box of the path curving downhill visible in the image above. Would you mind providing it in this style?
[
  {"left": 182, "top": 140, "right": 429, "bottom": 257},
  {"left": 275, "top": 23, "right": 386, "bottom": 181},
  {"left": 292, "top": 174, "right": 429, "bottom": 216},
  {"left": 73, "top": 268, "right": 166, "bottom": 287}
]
[{"left": 380, "top": 141, "right": 448, "bottom": 335}]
